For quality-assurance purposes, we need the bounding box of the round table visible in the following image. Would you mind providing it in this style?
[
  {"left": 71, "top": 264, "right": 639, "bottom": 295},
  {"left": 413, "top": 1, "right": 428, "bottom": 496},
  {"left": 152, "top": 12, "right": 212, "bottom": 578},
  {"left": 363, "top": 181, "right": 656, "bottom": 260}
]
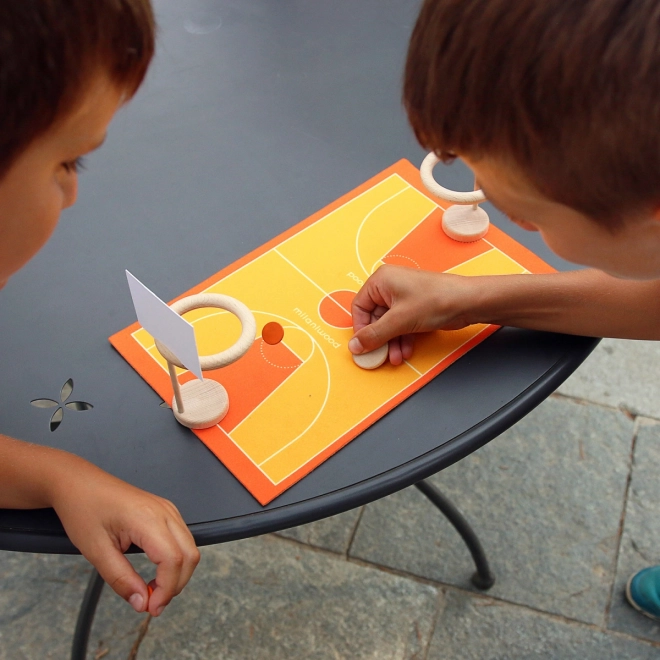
[{"left": 0, "top": 1, "right": 597, "bottom": 657}]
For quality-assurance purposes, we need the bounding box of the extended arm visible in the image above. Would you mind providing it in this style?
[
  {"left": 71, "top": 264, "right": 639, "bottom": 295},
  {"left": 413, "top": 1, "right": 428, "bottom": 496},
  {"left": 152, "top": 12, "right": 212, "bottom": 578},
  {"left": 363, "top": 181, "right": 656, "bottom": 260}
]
[
  {"left": 349, "top": 267, "right": 660, "bottom": 363},
  {"left": 468, "top": 269, "right": 660, "bottom": 339}
]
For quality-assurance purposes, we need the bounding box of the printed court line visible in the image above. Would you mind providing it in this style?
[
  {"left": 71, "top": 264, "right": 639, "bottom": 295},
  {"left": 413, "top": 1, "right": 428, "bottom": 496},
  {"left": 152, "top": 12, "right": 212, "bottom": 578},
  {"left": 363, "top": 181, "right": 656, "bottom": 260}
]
[
  {"left": 225, "top": 434, "right": 277, "bottom": 484},
  {"left": 258, "top": 336, "right": 332, "bottom": 470},
  {"left": 274, "top": 248, "right": 331, "bottom": 297},
  {"left": 447, "top": 247, "right": 498, "bottom": 273},
  {"left": 276, "top": 173, "right": 409, "bottom": 253},
  {"left": 355, "top": 186, "right": 411, "bottom": 278},
  {"left": 403, "top": 360, "right": 423, "bottom": 377},
  {"left": 369, "top": 202, "right": 439, "bottom": 274},
  {"left": 266, "top": 326, "right": 491, "bottom": 485},
  {"left": 482, "top": 238, "right": 529, "bottom": 273},
  {"left": 228, "top": 340, "right": 318, "bottom": 440}
]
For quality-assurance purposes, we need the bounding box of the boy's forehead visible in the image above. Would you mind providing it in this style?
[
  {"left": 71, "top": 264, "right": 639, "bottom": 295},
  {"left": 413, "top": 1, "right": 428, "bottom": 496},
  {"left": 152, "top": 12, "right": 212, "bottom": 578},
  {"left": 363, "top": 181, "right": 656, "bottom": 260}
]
[
  {"left": 468, "top": 156, "right": 571, "bottom": 218},
  {"left": 466, "top": 158, "right": 537, "bottom": 206},
  {"left": 50, "top": 75, "right": 123, "bottom": 151}
]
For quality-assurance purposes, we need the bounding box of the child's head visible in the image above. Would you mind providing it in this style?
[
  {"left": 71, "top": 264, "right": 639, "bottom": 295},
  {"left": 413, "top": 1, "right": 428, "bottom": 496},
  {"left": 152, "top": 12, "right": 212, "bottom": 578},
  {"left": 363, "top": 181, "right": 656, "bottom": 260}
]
[
  {"left": 404, "top": 0, "right": 660, "bottom": 279},
  {"left": 0, "top": 0, "right": 155, "bottom": 289}
]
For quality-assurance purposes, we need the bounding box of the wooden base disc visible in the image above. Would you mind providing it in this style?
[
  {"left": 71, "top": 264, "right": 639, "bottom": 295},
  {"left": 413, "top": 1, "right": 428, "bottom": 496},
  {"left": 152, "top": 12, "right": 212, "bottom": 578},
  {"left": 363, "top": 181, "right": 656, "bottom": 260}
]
[
  {"left": 172, "top": 379, "right": 229, "bottom": 429},
  {"left": 442, "top": 205, "right": 489, "bottom": 242},
  {"left": 352, "top": 342, "right": 389, "bottom": 370}
]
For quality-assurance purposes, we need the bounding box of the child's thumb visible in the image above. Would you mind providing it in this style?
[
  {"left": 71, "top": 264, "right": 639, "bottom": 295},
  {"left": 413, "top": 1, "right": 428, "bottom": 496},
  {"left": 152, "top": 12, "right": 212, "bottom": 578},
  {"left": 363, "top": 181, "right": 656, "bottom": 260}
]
[{"left": 349, "top": 317, "right": 394, "bottom": 355}]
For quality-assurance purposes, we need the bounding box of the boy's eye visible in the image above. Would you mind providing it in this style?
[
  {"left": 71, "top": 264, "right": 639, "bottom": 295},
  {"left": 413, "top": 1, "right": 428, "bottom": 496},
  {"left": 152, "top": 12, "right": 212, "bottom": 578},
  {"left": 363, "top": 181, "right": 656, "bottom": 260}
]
[{"left": 62, "top": 156, "right": 87, "bottom": 174}]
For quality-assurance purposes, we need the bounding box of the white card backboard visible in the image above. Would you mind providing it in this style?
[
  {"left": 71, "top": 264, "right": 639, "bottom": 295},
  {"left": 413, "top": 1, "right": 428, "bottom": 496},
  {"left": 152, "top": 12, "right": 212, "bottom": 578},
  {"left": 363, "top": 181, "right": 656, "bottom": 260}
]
[{"left": 125, "top": 271, "right": 203, "bottom": 380}]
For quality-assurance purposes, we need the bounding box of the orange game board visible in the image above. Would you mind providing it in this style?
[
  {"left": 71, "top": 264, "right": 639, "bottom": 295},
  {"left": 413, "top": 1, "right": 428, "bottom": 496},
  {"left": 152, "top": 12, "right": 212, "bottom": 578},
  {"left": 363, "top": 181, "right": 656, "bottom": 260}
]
[{"left": 110, "top": 159, "right": 553, "bottom": 505}]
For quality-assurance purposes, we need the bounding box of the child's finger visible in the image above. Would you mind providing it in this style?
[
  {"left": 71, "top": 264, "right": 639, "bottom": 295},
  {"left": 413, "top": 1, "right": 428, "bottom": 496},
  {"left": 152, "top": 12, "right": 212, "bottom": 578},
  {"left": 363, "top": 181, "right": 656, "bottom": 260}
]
[
  {"left": 351, "top": 293, "right": 378, "bottom": 333},
  {"left": 350, "top": 307, "right": 412, "bottom": 354},
  {"left": 85, "top": 544, "right": 149, "bottom": 613},
  {"left": 349, "top": 321, "right": 389, "bottom": 354},
  {"left": 145, "top": 533, "right": 199, "bottom": 616},
  {"left": 146, "top": 563, "right": 181, "bottom": 615},
  {"left": 351, "top": 276, "right": 393, "bottom": 332},
  {"left": 401, "top": 334, "right": 416, "bottom": 360},
  {"left": 388, "top": 337, "right": 404, "bottom": 366},
  {"left": 164, "top": 517, "right": 201, "bottom": 595}
]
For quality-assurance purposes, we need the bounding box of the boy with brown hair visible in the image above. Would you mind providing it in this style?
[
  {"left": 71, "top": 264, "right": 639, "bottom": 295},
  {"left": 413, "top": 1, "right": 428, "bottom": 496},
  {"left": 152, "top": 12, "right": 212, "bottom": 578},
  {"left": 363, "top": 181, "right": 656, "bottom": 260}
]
[
  {"left": 349, "top": 0, "right": 660, "bottom": 618},
  {"left": 0, "top": 1, "right": 199, "bottom": 617}
]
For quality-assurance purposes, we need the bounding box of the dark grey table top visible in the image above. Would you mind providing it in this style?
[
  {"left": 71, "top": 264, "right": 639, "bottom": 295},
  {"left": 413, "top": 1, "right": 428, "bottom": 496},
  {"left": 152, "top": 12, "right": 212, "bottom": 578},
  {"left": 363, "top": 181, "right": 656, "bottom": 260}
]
[{"left": 0, "top": 0, "right": 596, "bottom": 553}]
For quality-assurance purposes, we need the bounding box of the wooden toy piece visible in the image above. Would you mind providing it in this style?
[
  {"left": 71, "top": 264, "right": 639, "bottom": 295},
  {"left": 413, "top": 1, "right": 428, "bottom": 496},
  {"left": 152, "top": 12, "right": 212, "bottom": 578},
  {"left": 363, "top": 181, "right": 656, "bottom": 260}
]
[
  {"left": 156, "top": 293, "right": 256, "bottom": 370},
  {"left": 167, "top": 360, "right": 185, "bottom": 413},
  {"left": 154, "top": 293, "right": 256, "bottom": 430},
  {"left": 262, "top": 321, "right": 284, "bottom": 345},
  {"left": 441, "top": 204, "right": 490, "bottom": 242},
  {"left": 172, "top": 379, "right": 229, "bottom": 429},
  {"left": 353, "top": 342, "right": 389, "bottom": 370},
  {"left": 420, "top": 152, "right": 486, "bottom": 205},
  {"left": 419, "top": 151, "right": 490, "bottom": 242}
]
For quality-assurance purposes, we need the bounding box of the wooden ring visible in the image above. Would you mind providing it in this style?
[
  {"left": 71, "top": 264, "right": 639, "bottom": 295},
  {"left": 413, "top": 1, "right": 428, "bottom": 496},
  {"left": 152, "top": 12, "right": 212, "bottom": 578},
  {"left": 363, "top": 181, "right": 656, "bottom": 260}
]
[
  {"left": 420, "top": 152, "right": 487, "bottom": 205},
  {"left": 155, "top": 293, "right": 256, "bottom": 371}
]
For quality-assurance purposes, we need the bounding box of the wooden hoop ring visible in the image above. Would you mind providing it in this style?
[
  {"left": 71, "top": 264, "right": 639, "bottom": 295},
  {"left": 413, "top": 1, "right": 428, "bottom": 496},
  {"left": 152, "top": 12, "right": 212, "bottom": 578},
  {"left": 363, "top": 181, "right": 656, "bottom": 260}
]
[
  {"left": 155, "top": 293, "right": 256, "bottom": 371},
  {"left": 420, "top": 152, "right": 487, "bottom": 205}
]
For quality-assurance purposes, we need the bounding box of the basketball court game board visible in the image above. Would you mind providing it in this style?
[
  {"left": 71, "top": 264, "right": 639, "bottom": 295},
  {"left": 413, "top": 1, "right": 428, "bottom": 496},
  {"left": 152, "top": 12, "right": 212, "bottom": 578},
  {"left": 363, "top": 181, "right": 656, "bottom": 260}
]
[{"left": 110, "top": 159, "right": 554, "bottom": 505}]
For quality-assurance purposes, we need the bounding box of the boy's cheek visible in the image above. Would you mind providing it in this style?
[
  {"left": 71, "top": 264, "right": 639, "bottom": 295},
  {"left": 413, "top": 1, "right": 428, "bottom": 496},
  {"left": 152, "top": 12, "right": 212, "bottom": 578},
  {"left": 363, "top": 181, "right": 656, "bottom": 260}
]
[
  {"left": 537, "top": 230, "right": 591, "bottom": 267},
  {"left": 0, "top": 194, "right": 62, "bottom": 282}
]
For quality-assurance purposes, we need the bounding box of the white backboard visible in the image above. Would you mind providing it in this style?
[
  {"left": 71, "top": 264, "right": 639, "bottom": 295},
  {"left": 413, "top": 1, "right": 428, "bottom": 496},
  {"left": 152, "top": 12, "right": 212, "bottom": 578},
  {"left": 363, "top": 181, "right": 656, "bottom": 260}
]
[{"left": 125, "top": 271, "right": 203, "bottom": 380}]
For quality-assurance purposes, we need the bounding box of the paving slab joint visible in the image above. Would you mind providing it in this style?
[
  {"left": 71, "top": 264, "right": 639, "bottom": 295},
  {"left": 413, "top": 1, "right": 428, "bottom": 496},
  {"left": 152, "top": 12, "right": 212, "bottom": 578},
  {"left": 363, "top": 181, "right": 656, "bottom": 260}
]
[
  {"left": 604, "top": 417, "right": 641, "bottom": 626},
  {"left": 550, "top": 392, "right": 639, "bottom": 419},
  {"left": 345, "top": 506, "right": 366, "bottom": 558},
  {"left": 421, "top": 590, "right": 447, "bottom": 660}
]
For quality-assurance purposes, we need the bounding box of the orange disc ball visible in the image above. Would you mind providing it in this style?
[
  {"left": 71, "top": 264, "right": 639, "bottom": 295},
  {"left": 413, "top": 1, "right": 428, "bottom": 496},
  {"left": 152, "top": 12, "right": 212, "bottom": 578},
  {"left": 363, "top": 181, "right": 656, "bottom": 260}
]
[{"left": 262, "top": 322, "right": 284, "bottom": 345}]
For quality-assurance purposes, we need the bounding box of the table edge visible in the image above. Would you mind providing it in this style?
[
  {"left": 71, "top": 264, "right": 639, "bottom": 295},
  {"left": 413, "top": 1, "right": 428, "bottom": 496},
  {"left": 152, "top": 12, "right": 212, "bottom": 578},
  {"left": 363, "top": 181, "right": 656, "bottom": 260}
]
[{"left": 0, "top": 335, "right": 599, "bottom": 554}]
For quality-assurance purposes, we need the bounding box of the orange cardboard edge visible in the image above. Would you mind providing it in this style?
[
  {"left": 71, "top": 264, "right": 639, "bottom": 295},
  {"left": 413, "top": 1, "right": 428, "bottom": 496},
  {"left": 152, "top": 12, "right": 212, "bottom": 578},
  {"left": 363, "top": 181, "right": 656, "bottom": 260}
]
[{"left": 110, "top": 329, "right": 172, "bottom": 404}]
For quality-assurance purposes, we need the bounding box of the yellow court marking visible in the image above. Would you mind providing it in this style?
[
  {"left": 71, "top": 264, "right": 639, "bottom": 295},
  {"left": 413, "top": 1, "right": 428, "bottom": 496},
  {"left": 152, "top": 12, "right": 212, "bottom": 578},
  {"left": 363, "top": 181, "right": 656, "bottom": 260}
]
[
  {"left": 447, "top": 249, "right": 527, "bottom": 277},
  {"left": 368, "top": 201, "right": 439, "bottom": 275},
  {"left": 355, "top": 186, "right": 411, "bottom": 277},
  {"left": 278, "top": 177, "right": 436, "bottom": 298},
  {"left": 482, "top": 239, "right": 531, "bottom": 274},
  {"left": 355, "top": 186, "right": 437, "bottom": 279}
]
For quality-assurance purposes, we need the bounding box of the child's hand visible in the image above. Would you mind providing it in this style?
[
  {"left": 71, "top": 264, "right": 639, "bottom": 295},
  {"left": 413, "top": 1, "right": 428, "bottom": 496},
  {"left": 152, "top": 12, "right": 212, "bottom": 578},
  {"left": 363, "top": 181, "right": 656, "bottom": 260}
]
[
  {"left": 50, "top": 461, "right": 200, "bottom": 617},
  {"left": 349, "top": 266, "right": 475, "bottom": 365}
]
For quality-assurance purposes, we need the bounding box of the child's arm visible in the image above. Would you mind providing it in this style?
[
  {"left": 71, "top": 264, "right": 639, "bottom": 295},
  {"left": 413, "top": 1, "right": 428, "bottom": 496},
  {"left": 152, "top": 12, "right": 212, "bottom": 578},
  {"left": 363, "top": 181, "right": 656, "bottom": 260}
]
[
  {"left": 0, "top": 434, "right": 200, "bottom": 616},
  {"left": 349, "top": 266, "right": 660, "bottom": 364}
]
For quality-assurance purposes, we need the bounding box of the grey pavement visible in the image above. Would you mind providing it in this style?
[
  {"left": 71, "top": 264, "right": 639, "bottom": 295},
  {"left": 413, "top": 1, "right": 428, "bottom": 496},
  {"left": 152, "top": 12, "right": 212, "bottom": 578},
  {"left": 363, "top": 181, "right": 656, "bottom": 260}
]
[{"left": 2, "top": 338, "right": 660, "bottom": 658}]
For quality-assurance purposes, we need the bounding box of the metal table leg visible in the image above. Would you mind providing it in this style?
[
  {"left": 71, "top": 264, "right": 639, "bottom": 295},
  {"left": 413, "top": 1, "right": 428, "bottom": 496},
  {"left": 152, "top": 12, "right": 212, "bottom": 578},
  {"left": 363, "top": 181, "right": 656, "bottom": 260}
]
[
  {"left": 71, "top": 568, "right": 105, "bottom": 660},
  {"left": 415, "top": 480, "right": 495, "bottom": 590}
]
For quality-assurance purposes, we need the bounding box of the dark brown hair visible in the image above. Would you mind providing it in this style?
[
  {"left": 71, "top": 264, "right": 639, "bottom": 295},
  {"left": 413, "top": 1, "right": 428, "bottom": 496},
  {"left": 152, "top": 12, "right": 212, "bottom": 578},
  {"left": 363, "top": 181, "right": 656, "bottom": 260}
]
[
  {"left": 0, "top": 0, "right": 155, "bottom": 177},
  {"left": 404, "top": 0, "right": 660, "bottom": 227}
]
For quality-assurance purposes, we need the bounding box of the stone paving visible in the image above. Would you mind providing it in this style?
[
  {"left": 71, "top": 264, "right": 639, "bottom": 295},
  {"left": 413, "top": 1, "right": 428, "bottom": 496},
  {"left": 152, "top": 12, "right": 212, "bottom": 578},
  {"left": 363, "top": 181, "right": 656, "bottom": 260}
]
[{"left": 1, "top": 338, "right": 660, "bottom": 659}]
